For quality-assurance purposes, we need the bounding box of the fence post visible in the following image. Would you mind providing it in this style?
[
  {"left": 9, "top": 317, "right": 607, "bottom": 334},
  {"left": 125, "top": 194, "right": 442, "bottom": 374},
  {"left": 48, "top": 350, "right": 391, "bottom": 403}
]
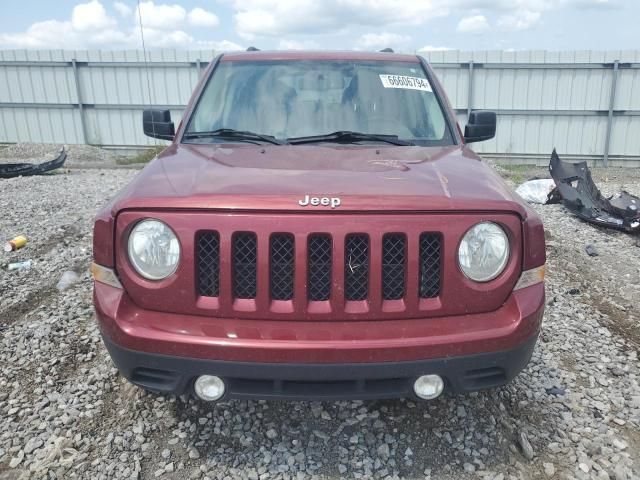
[
  {"left": 467, "top": 60, "right": 474, "bottom": 120},
  {"left": 71, "top": 59, "right": 88, "bottom": 144},
  {"left": 603, "top": 60, "right": 619, "bottom": 168}
]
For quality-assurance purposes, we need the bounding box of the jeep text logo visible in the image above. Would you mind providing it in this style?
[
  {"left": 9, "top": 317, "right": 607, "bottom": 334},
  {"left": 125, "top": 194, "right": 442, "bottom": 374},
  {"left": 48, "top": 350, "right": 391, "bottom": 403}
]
[{"left": 298, "top": 195, "right": 341, "bottom": 208}]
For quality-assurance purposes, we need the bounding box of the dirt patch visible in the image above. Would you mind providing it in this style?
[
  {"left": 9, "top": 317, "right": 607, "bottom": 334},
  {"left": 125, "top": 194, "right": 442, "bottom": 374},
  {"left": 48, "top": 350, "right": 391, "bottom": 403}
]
[{"left": 0, "top": 285, "right": 57, "bottom": 329}]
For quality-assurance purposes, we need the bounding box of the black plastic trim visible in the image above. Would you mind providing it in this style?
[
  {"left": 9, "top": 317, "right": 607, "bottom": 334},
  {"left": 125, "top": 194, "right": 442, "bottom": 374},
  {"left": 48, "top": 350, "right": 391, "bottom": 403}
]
[{"left": 102, "top": 333, "right": 538, "bottom": 401}]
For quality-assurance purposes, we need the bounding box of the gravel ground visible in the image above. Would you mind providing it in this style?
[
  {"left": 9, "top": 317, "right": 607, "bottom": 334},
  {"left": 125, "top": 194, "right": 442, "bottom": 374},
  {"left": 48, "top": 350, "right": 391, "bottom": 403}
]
[
  {"left": 1, "top": 147, "right": 639, "bottom": 480},
  {"left": 0, "top": 143, "right": 151, "bottom": 169}
]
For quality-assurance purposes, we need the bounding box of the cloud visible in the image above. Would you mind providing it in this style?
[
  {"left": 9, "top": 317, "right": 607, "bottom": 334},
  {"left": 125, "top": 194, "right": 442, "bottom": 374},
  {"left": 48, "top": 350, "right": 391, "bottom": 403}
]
[
  {"left": 113, "top": 1, "right": 132, "bottom": 17},
  {"left": 356, "top": 32, "right": 410, "bottom": 50},
  {"left": 138, "top": 27, "right": 193, "bottom": 47},
  {"left": 278, "top": 39, "right": 320, "bottom": 50},
  {"left": 497, "top": 10, "right": 541, "bottom": 31},
  {"left": 0, "top": 0, "right": 235, "bottom": 51},
  {"left": 71, "top": 0, "right": 117, "bottom": 31},
  {"left": 0, "top": 1, "right": 124, "bottom": 49},
  {"left": 0, "top": 0, "right": 627, "bottom": 52},
  {"left": 136, "top": 1, "right": 186, "bottom": 29},
  {"left": 232, "top": 0, "right": 448, "bottom": 39},
  {"left": 187, "top": 7, "right": 220, "bottom": 28},
  {"left": 197, "top": 39, "right": 245, "bottom": 51},
  {"left": 563, "top": 0, "right": 620, "bottom": 7},
  {"left": 456, "top": 15, "right": 489, "bottom": 33},
  {"left": 419, "top": 45, "right": 453, "bottom": 52},
  {"left": 449, "top": 0, "right": 552, "bottom": 11},
  {"left": 0, "top": 18, "right": 129, "bottom": 49},
  {"left": 0, "top": 20, "right": 74, "bottom": 49},
  {"left": 565, "top": 0, "right": 622, "bottom": 8}
]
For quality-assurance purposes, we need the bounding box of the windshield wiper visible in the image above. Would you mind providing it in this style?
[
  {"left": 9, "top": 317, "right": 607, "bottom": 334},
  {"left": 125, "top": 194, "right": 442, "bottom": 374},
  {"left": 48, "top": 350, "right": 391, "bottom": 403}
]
[
  {"left": 183, "top": 128, "right": 286, "bottom": 145},
  {"left": 287, "top": 131, "right": 415, "bottom": 146}
]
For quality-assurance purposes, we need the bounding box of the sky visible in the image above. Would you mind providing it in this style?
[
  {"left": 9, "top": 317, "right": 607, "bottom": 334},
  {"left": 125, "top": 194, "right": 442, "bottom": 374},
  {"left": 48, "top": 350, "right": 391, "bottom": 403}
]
[{"left": 0, "top": 0, "right": 638, "bottom": 53}]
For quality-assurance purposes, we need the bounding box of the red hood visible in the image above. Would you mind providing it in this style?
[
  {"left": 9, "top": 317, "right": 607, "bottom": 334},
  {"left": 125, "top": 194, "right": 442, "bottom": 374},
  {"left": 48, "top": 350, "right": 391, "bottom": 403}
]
[{"left": 110, "top": 144, "right": 528, "bottom": 216}]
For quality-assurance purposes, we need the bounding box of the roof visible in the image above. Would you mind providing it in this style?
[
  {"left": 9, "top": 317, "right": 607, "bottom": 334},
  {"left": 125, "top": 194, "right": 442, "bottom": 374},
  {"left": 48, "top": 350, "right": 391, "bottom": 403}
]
[{"left": 220, "top": 50, "right": 422, "bottom": 63}]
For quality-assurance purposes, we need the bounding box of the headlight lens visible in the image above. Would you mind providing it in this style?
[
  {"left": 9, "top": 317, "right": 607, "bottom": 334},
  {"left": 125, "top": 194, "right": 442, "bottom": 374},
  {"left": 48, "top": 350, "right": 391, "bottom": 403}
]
[
  {"left": 458, "top": 222, "right": 510, "bottom": 282},
  {"left": 128, "top": 219, "right": 180, "bottom": 280}
]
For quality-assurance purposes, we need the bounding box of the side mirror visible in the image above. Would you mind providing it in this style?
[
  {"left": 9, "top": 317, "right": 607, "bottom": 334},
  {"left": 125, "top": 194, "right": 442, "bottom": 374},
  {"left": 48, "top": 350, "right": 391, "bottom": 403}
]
[
  {"left": 464, "top": 110, "right": 496, "bottom": 143},
  {"left": 143, "top": 109, "right": 175, "bottom": 140}
]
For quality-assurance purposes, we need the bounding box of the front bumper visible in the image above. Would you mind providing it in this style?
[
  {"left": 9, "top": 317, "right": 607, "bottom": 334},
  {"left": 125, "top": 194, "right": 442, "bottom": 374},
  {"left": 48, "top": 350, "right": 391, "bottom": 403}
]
[
  {"left": 95, "top": 281, "right": 544, "bottom": 399},
  {"left": 103, "top": 332, "right": 538, "bottom": 400}
]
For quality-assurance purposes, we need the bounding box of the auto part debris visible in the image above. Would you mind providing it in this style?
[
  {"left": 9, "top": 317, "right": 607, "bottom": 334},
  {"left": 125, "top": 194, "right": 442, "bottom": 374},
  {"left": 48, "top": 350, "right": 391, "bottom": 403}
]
[
  {"left": 0, "top": 148, "right": 66, "bottom": 179},
  {"left": 4, "top": 235, "right": 27, "bottom": 252},
  {"left": 549, "top": 149, "right": 640, "bottom": 233},
  {"left": 515, "top": 178, "right": 556, "bottom": 204},
  {"left": 7, "top": 260, "right": 31, "bottom": 271}
]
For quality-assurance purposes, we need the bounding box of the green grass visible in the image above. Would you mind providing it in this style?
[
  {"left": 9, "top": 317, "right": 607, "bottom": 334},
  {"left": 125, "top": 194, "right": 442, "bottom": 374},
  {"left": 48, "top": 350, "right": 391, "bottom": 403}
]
[{"left": 116, "top": 147, "right": 164, "bottom": 165}]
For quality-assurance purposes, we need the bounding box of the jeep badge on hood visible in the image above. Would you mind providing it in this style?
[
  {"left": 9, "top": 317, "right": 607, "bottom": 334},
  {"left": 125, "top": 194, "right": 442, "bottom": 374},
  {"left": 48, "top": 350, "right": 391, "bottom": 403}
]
[{"left": 298, "top": 195, "right": 341, "bottom": 208}]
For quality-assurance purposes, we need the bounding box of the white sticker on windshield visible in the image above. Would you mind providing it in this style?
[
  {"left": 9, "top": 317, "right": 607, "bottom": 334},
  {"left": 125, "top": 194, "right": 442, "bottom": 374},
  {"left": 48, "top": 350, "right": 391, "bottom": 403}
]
[{"left": 379, "top": 74, "right": 433, "bottom": 92}]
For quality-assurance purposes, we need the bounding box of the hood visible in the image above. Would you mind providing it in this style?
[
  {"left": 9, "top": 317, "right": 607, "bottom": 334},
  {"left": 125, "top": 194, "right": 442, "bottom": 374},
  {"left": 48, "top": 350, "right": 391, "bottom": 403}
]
[{"left": 112, "top": 144, "right": 528, "bottom": 216}]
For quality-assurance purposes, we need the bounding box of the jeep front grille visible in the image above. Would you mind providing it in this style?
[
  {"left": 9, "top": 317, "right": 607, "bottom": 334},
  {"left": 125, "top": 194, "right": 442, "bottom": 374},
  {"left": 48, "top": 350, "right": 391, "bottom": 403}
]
[
  {"left": 270, "top": 234, "right": 295, "bottom": 301},
  {"left": 197, "top": 230, "right": 442, "bottom": 309},
  {"left": 308, "top": 235, "right": 332, "bottom": 301},
  {"left": 419, "top": 233, "right": 441, "bottom": 298},
  {"left": 382, "top": 234, "right": 406, "bottom": 300},
  {"left": 196, "top": 231, "right": 220, "bottom": 297},
  {"left": 232, "top": 232, "right": 257, "bottom": 299},
  {"left": 345, "top": 234, "right": 369, "bottom": 301}
]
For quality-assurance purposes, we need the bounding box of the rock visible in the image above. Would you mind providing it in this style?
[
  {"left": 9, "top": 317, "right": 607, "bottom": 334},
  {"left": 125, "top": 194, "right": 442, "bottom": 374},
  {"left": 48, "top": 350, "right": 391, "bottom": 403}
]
[
  {"left": 612, "top": 438, "right": 628, "bottom": 451},
  {"left": 188, "top": 449, "right": 200, "bottom": 459},
  {"left": 614, "top": 464, "right": 628, "bottom": 480},
  {"left": 545, "top": 386, "right": 566, "bottom": 396},
  {"left": 585, "top": 244, "right": 599, "bottom": 256},
  {"left": 9, "top": 450, "right": 24, "bottom": 468},
  {"left": 377, "top": 443, "right": 390, "bottom": 461},
  {"left": 266, "top": 429, "right": 278, "bottom": 440},
  {"left": 24, "top": 437, "right": 43, "bottom": 454},
  {"left": 609, "top": 366, "right": 625, "bottom": 376},
  {"left": 338, "top": 464, "right": 347, "bottom": 474},
  {"left": 543, "top": 463, "right": 555, "bottom": 477},
  {"left": 518, "top": 432, "right": 535, "bottom": 460},
  {"left": 56, "top": 270, "right": 80, "bottom": 291}
]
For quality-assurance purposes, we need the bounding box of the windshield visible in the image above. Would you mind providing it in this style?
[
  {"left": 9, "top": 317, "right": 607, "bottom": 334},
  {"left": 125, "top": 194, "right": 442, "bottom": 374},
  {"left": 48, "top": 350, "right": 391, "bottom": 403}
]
[{"left": 185, "top": 60, "right": 454, "bottom": 146}]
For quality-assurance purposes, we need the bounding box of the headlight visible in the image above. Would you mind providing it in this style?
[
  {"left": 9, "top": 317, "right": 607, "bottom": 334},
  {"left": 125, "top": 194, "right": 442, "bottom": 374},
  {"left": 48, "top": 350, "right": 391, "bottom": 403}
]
[
  {"left": 128, "top": 219, "right": 180, "bottom": 280},
  {"left": 458, "top": 222, "right": 509, "bottom": 282}
]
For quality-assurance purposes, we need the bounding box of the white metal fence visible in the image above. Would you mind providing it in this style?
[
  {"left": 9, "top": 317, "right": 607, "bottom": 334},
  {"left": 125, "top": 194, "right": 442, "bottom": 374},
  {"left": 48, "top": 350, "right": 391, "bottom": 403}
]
[{"left": 1, "top": 49, "right": 639, "bottom": 166}]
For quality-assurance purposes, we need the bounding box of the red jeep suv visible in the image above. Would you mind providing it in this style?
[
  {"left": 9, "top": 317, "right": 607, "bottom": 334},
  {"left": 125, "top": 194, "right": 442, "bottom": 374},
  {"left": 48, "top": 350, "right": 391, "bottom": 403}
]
[{"left": 92, "top": 50, "right": 545, "bottom": 402}]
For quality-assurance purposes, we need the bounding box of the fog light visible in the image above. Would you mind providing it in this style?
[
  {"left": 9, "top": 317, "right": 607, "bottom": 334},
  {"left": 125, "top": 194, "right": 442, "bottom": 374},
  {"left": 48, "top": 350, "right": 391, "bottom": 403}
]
[
  {"left": 413, "top": 374, "right": 444, "bottom": 400},
  {"left": 194, "top": 375, "right": 225, "bottom": 401}
]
